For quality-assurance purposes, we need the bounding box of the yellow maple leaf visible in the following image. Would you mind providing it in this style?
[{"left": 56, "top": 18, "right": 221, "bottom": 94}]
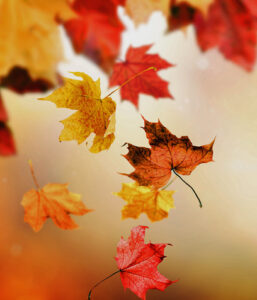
[
  {"left": 125, "top": 0, "right": 170, "bottom": 25},
  {"left": 176, "top": 0, "right": 214, "bottom": 15},
  {"left": 21, "top": 161, "right": 91, "bottom": 232},
  {"left": 0, "top": 0, "right": 76, "bottom": 84},
  {"left": 115, "top": 182, "right": 175, "bottom": 222},
  {"left": 39, "top": 72, "right": 116, "bottom": 153}
]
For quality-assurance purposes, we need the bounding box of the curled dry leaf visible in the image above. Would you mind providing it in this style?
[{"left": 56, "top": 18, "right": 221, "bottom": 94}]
[
  {"left": 123, "top": 117, "right": 214, "bottom": 188},
  {"left": 0, "top": 0, "right": 75, "bottom": 84},
  {"left": 115, "top": 225, "right": 177, "bottom": 299},
  {"left": 115, "top": 182, "right": 175, "bottom": 222},
  {"left": 21, "top": 161, "right": 91, "bottom": 232},
  {"left": 39, "top": 72, "right": 116, "bottom": 153},
  {"left": 109, "top": 45, "right": 173, "bottom": 107}
]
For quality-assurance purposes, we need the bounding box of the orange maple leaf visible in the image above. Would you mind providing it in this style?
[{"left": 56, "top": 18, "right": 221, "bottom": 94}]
[
  {"left": 123, "top": 117, "right": 214, "bottom": 197},
  {"left": 21, "top": 161, "right": 91, "bottom": 232}
]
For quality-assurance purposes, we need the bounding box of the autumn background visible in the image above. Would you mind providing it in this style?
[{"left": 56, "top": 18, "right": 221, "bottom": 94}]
[{"left": 1, "top": 1, "right": 257, "bottom": 300}]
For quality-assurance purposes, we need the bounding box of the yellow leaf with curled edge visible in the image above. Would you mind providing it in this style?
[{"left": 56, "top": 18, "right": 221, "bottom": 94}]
[
  {"left": 125, "top": 0, "right": 170, "bottom": 26},
  {"left": 21, "top": 161, "right": 92, "bottom": 232},
  {"left": 176, "top": 0, "right": 214, "bottom": 15},
  {"left": 39, "top": 72, "right": 116, "bottom": 153},
  {"left": 115, "top": 182, "right": 175, "bottom": 222},
  {"left": 0, "top": 0, "right": 76, "bottom": 84}
]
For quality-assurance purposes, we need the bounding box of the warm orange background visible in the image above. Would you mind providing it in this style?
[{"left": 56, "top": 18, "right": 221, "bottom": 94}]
[{"left": 1, "top": 12, "right": 257, "bottom": 300}]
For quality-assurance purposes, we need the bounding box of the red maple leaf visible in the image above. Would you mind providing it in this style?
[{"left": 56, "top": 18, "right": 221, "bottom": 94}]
[
  {"left": 194, "top": 0, "right": 257, "bottom": 71},
  {"left": 65, "top": 0, "right": 124, "bottom": 72},
  {"left": 169, "top": 0, "right": 257, "bottom": 70},
  {"left": 115, "top": 225, "right": 177, "bottom": 299},
  {"left": 109, "top": 45, "right": 173, "bottom": 107},
  {"left": 0, "top": 93, "right": 16, "bottom": 156},
  {"left": 123, "top": 117, "right": 214, "bottom": 189}
]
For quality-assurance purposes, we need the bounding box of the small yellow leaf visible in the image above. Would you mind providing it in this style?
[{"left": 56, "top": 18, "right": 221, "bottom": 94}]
[
  {"left": 39, "top": 72, "right": 116, "bottom": 153},
  {"left": 115, "top": 182, "right": 175, "bottom": 222}
]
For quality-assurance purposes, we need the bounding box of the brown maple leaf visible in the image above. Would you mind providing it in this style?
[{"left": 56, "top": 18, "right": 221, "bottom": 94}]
[{"left": 122, "top": 117, "right": 214, "bottom": 206}]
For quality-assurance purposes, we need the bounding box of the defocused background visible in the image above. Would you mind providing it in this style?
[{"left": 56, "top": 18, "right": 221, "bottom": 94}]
[{"left": 0, "top": 8, "right": 257, "bottom": 300}]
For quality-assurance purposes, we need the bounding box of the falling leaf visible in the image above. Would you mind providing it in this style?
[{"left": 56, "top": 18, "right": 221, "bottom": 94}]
[
  {"left": 0, "top": 0, "right": 75, "bottom": 84},
  {"left": 21, "top": 161, "right": 91, "bottom": 232},
  {"left": 125, "top": 0, "right": 170, "bottom": 25},
  {"left": 109, "top": 45, "right": 173, "bottom": 107},
  {"left": 123, "top": 117, "right": 214, "bottom": 188},
  {"left": 169, "top": 0, "right": 257, "bottom": 71},
  {"left": 115, "top": 182, "right": 175, "bottom": 222},
  {"left": 176, "top": 0, "right": 214, "bottom": 15},
  {"left": 0, "top": 93, "right": 16, "bottom": 156},
  {"left": 194, "top": 0, "right": 257, "bottom": 71},
  {"left": 115, "top": 225, "right": 177, "bottom": 299},
  {"left": 39, "top": 72, "right": 116, "bottom": 153},
  {"left": 65, "top": 0, "right": 124, "bottom": 72}
]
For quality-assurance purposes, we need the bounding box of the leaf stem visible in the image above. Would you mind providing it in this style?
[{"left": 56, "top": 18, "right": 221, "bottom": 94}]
[
  {"left": 28, "top": 160, "right": 40, "bottom": 190},
  {"left": 172, "top": 169, "right": 203, "bottom": 208},
  {"left": 105, "top": 66, "right": 157, "bottom": 98},
  {"left": 88, "top": 270, "right": 120, "bottom": 300}
]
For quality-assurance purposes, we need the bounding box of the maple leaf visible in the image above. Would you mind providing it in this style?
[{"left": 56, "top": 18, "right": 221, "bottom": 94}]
[
  {"left": 123, "top": 117, "right": 214, "bottom": 189},
  {"left": 65, "top": 0, "right": 124, "bottom": 72},
  {"left": 21, "top": 161, "right": 91, "bottom": 232},
  {"left": 125, "top": 0, "right": 170, "bottom": 25},
  {"left": 115, "top": 182, "right": 175, "bottom": 222},
  {"left": 194, "top": 0, "right": 257, "bottom": 71},
  {"left": 39, "top": 72, "right": 116, "bottom": 153},
  {"left": 109, "top": 45, "right": 173, "bottom": 107},
  {"left": 0, "top": 0, "right": 75, "bottom": 84},
  {"left": 0, "top": 93, "right": 16, "bottom": 156},
  {"left": 88, "top": 225, "right": 177, "bottom": 299},
  {"left": 115, "top": 225, "right": 177, "bottom": 299}
]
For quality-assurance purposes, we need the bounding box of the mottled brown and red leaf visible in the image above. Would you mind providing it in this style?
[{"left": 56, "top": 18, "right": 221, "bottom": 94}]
[{"left": 123, "top": 117, "right": 214, "bottom": 188}]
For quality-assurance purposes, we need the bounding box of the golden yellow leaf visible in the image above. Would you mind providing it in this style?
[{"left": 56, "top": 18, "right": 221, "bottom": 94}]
[
  {"left": 176, "top": 0, "right": 214, "bottom": 15},
  {"left": 39, "top": 72, "right": 116, "bottom": 153},
  {"left": 125, "top": 0, "right": 170, "bottom": 25},
  {"left": 115, "top": 182, "right": 175, "bottom": 222},
  {"left": 0, "top": 0, "right": 76, "bottom": 83},
  {"left": 21, "top": 161, "right": 91, "bottom": 232}
]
